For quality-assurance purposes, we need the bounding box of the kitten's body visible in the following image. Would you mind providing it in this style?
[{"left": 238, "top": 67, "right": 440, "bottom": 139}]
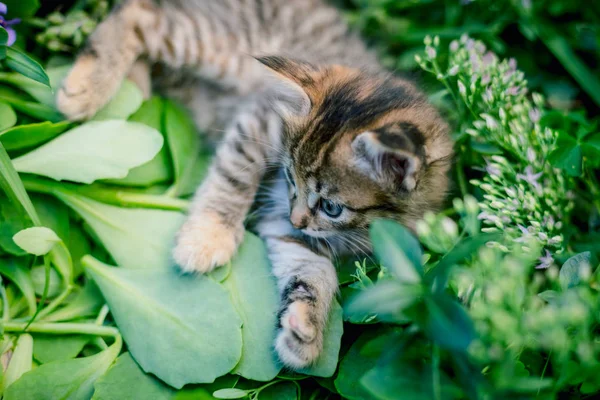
[{"left": 58, "top": 0, "right": 453, "bottom": 368}]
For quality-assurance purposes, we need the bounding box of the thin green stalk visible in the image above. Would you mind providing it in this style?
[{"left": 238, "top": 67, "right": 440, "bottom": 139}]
[
  {"left": 432, "top": 345, "right": 442, "bottom": 400},
  {"left": 95, "top": 305, "right": 110, "bottom": 325},
  {"left": 0, "top": 283, "right": 9, "bottom": 322},
  {"left": 24, "top": 255, "right": 51, "bottom": 331},
  {"left": 22, "top": 175, "right": 189, "bottom": 211},
  {"left": 456, "top": 157, "right": 468, "bottom": 198},
  {"left": 2, "top": 321, "right": 120, "bottom": 337},
  {"left": 36, "top": 286, "right": 74, "bottom": 321}
]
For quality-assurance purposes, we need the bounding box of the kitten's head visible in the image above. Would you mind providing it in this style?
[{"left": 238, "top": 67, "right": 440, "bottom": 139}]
[{"left": 258, "top": 56, "right": 453, "bottom": 247}]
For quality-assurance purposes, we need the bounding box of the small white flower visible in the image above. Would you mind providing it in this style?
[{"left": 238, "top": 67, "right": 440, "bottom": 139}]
[
  {"left": 527, "top": 147, "right": 536, "bottom": 163},
  {"left": 458, "top": 80, "right": 467, "bottom": 96},
  {"left": 529, "top": 108, "right": 541, "bottom": 123},
  {"left": 536, "top": 250, "right": 553, "bottom": 269},
  {"left": 450, "top": 40, "right": 459, "bottom": 52},
  {"left": 426, "top": 46, "right": 437, "bottom": 59},
  {"left": 448, "top": 65, "right": 459, "bottom": 76}
]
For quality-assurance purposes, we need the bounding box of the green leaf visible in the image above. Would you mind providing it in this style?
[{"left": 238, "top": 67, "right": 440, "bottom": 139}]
[
  {"left": 1, "top": 0, "right": 41, "bottom": 17},
  {"left": 370, "top": 220, "right": 423, "bottom": 284},
  {"left": 0, "top": 258, "right": 36, "bottom": 315},
  {"left": 4, "top": 335, "right": 122, "bottom": 400},
  {"left": 92, "top": 80, "right": 144, "bottom": 121},
  {"left": 257, "top": 382, "right": 298, "bottom": 400},
  {"left": 164, "top": 100, "right": 202, "bottom": 196},
  {"left": 4, "top": 47, "right": 50, "bottom": 87},
  {"left": 299, "top": 300, "right": 343, "bottom": 378},
  {"left": 12, "top": 120, "right": 164, "bottom": 184},
  {"left": 0, "top": 92, "right": 63, "bottom": 122},
  {"left": 0, "top": 65, "right": 70, "bottom": 107},
  {"left": 31, "top": 264, "right": 64, "bottom": 297},
  {"left": 32, "top": 194, "right": 70, "bottom": 242},
  {"left": 57, "top": 192, "right": 185, "bottom": 270},
  {"left": 344, "top": 281, "right": 421, "bottom": 323},
  {"left": 0, "top": 141, "right": 41, "bottom": 225},
  {"left": 334, "top": 331, "right": 384, "bottom": 400},
  {"left": 548, "top": 133, "right": 582, "bottom": 176},
  {"left": 0, "top": 101, "right": 17, "bottom": 131},
  {"left": 559, "top": 251, "right": 591, "bottom": 290},
  {"left": 12, "top": 227, "right": 60, "bottom": 256},
  {"left": 33, "top": 335, "right": 89, "bottom": 364},
  {"left": 0, "top": 121, "right": 72, "bottom": 152},
  {"left": 0, "top": 195, "right": 30, "bottom": 255},
  {"left": 222, "top": 233, "right": 281, "bottom": 381},
  {"left": 3, "top": 334, "right": 33, "bottom": 391},
  {"left": 44, "top": 280, "right": 104, "bottom": 322},
  {"left": 109, "top": 97, "right": 173, "bottom": 186},
  {"left": 421, "top": 294, "right": 475, "bottom": 352},
  {"left": 84, "top": 256, "right": 243, "bottom": 388},
  {"left": 213, "top": 389, "right": 250, "bottom": 399},
  {"left": 360, "top": 356, "right": 434, "bottom": 400},
  {"left": 0, "top": 27, "right": 8, "bottom": 46},
  {"left": 92, "top": 352, "right": 174, "bottom": 400},
  {"left": 173, "top": 376, "right": 240, "bottom": 400}
]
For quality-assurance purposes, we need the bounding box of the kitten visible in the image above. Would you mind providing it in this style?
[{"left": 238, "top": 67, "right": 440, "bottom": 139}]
[{"left": 57, "top": 0, "right": 453, "bottom": 369}]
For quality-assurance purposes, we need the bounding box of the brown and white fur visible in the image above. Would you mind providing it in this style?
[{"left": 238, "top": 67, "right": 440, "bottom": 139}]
[{"left": 57, "top": 0, "right": 453, "bottom": 369}]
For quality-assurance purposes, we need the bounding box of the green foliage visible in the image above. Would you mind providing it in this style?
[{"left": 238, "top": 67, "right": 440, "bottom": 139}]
[{"left": 0, "top": 1, "right": 598, "bottom": 399}]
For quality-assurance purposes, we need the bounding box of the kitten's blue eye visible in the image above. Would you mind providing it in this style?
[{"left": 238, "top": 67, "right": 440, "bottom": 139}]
[
  {"left": 320, "top": 199, "right": 343, "bottom": 218},
  {"left": 284, "top": 167, "right": 295, "bottom": 187}
]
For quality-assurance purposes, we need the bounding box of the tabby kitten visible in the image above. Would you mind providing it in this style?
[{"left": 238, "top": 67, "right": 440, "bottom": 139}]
[{"left": 57, "top": 0, "right": 453, "bottom": 368}]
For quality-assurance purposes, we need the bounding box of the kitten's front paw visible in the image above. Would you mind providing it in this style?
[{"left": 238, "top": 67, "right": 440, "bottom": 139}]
[
  {"left": 173, "top": 212, "right": 243, "bottom": 274},
  {"left": 275, "top": 301, "right": 323, "bottom": 369},
  {"left": 57, "top": 55, "right": 122, "bottom": 120}
]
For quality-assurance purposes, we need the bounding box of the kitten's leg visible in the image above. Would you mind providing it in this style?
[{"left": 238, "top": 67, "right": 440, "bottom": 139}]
[
  {"left": 57, "top": 0, "right": 155, "bottom": 119},
  {"left": 257, "top": 218, "right": 338, "bottom": 368},
  {"left": 173, "top": 102, "right": 282, "bottom": 273}
]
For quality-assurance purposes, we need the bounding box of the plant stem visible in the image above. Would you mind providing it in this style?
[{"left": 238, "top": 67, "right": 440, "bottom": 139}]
[
  {"left": 2, "top": 321, "right": 120, "bottom": 337},
  {"left": 95, "top": 305, "right": 110, "bottom": 325},
  {"left": 456, "top": 157, "right": 468, "bottom": 198},
  {"left": 36, "top": 286, "right": 74, "bottom": 320},
  {"left": 22, "top": 175, "right": 189, "bottom": 211},
  {"left": 432, "top": 345, "right": 442, "bottom": 400}
]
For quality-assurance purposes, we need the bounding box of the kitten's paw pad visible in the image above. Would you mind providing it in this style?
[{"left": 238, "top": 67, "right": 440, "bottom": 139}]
[
  {"left": 275, "top": 301, "right": 322, "bottom": 369},
  {"left": 173, "top": 213, "right": 243, "bottom": 274},
  {"left": 57, "top": 56, "right": 120, "bottom": 120}
]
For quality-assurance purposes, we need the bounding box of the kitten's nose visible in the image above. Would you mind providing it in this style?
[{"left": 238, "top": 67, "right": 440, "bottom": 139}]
[{"left": 290, "top": 209, "right": 308, "bottom": 229}]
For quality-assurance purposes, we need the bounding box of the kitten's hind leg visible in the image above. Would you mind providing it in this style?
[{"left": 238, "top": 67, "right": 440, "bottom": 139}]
[
  {"left": 57, "top": 0, "right": 155, "bottom": 119},
  {"left": 257, "top": 218, "right": 338, "bottom": 368}
]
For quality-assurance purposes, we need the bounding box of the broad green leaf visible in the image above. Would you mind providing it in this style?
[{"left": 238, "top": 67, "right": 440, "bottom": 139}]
[
  {"left": 299, "top": 300, "right": 343, "bottom": 378},
  {"left": 0, "top": 141, "right": 41, "bottom": 225},
  {"left": 12, "top": 120, "right": 164, "bottom": 184},
  {"left": 421, "top": 295, "right": 475, "bottom": 352},
  {"left": 92, "top": 80, "right": 144, "bottom": 121},
  {"left": 32, "top": 194, "right": 70, "bottom": 242},
  {"left": 0, "top": 65, "right": 70, "bottom": 107},
  {"left": 0, "top": 91, "right": 63, "bottom": 122},
  {"left": 334, "top": 331, "right": 383, "bottom": 400},
  {"left": 109, "top": 97, "right": 172, "bottom": 186},
  {"left": 92, "top": 352, "right": 174, "bottom": 400},
  {"left": 33, "top": 335, "right": 89, "bottom": 364},
  {"left": 0, "top": 121, "right": 72, "bottom": 151},
  {"left": 559, "top": 251, "right": 591, "bottom": 290},
  {"left": 223, "top": 233, "right": 281, "bottom": 381},
  {"left": 213, "top": 389, "right": 250, "bottom": 399},
  {"left": 360, "top": 356, "right": 434, "bottom": 400},
  {"left": 44, "top": 280, "right": 104, "bottom": 322},
  {"left": 173, "top": 375, "right": 240, "bottom": 400},
  {"left": 548, "top": 133, "right": 582, "bottom": 176},
  {"left": 4, "top": 47, "right": 50, "bottom": 87},
  {"left": 344, "top": 281, "right": 421, "bottom": 323},
  {"left": 0, "top": 101, "right": 16, "bottom": 131},
  {"left": 370, "top": 220, "right": 423, "bottom": 284},
  {"left": 84, "top": 256, "right": 243, "bottom": 388},
  {"left": 1, "top": 0, "right": 41, "bottom": 17},
  {"left": 3, "top": 334, "right": 33, "bottom": 390},
  {"left": 164, "top": 100, "right": 201, "bottom": 196},
  {"left": 0, "top": 195, "right": 30, "bottom": 255},
  {"left": 257, "top": 382, "right": 298, "bottom": 400},
  {"left": 57, "top": 192, "right": 184, "bottom": 270},
  {"left": 0, "top": 258, "right": 36, "bottom": 314},
  {"left": 0, "top": 27, "right": 7, "bottom": 46},
  {"left": 12, "top": 226, "right": 60, "bottom": 256},
  {"left": 4, "top": 335, "right": 122, "bottom": 400}
]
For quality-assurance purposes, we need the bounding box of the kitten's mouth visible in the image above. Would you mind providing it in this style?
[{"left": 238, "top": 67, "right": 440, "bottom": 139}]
[{"left": 301, "top": 229, "right": 335, "bottom": 239}]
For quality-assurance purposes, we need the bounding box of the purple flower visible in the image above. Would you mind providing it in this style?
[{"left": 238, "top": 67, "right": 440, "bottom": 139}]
[
  {"left": 0, "top": 2, "right": 20, "bottom": 46},
  {"left": 536, "top": 249, "right": 553, "bottom": 269},
  {"left": 516, "top": 166, "right": 543, "bottom": 189}
]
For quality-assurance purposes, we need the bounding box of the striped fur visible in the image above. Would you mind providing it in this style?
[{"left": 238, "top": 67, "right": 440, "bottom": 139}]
[{"left": 58, "top": 0, "right": 453, "bottom": 369}]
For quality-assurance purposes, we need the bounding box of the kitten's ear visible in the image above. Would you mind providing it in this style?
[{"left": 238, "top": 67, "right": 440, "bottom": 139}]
[
  {"left": 255, "top": 55, "right": 319, "bottom": 116},
  {"left": 352, "top": 123, "right": 426, "bottom": 192}
]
